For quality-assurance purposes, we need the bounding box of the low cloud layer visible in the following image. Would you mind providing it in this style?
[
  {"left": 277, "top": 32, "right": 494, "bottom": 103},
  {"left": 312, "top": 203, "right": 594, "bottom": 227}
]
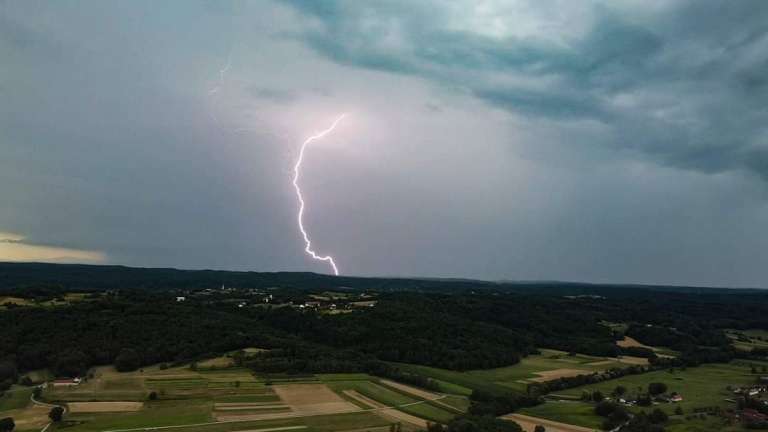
[{"left": 0, "top": 232, "right": 105, "bottom": 264}]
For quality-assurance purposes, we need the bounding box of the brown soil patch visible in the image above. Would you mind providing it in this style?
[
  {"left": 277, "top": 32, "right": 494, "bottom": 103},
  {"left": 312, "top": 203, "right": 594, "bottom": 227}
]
[
  {"left": 215, "top": 404, "right": 289, "bottom": 411},
  {"left": 2, "top": 405, "right": 50, "bottom": 429},
  {"left": 530, "top": 369, "right": 591, "bottom": 382},
  {"left": 272, "top": 384, "right": 359, "bottom": 415},
  {"left": 343, "top": 390, "right": 427, "bottom": 428},
  {"left": 502, "top": 414, "right": 597, "bottom": 432},
  {"left": 199, "top": 356, "right": 234, "bottom": 368},
  {"left": 586, "top": 360, "right": 616, "bottom": 366},
  {"left": 67, "top": 401, "right": 143, "bottom": 412},
  {"left": 617, "top": 336, "right": 652, "bottom": 349}
]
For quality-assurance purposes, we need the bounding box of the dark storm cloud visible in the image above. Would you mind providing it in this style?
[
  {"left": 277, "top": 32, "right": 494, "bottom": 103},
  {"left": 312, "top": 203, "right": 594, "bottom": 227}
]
[
  {"left": 3, "top": 0, "right": 768, "bottom": 287},
  {"left": 283, "top": 0, "right": 768, "bottom": 181}
]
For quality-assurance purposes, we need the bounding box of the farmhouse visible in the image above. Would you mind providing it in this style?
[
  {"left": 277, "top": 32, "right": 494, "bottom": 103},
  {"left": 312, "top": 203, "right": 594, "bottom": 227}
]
[
  {"left": 741, "top": 409, "right": 768, "bottom": 423},
  {"left": 52, "top": 377, "right": 81, "bottom": 387}
]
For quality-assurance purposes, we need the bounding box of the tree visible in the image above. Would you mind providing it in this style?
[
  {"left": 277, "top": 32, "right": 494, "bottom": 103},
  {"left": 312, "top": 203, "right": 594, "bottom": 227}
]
[
  {"left": 648, "top": 382, "right": 668, "bottom": 396},
  {"left": 636, "top": 395, "right": 652, "bottom": 406},
  {"left": 115, "top": 348, "right": 141, "bottom": 372},
  {"left": 592, "top": 391, "right": 604, "bottom": 402},
  {"left": 534, "top": 426, "right": 546, "bottom": 432},
  {"left": 595, "top": 401, "right": 619, "bottom": 417},
  {"left": 0, "top": 417, "right": 14, "bottom": 432},
  {"left": 613, "top": 385, "right": 627, "bottom": 398},
  {"left": 674, "top": 406, "right": 683, "bottom": 416},
  {"left": 650, "top": 408, "right": 669, "bottom": 424},
  {"left": 54, "top": 350, "right": 89, "bottom": 377},
  {"left": 427, "top": 423, "right": 445, "bottom": 432},
  {"left": 0, "top": 362, "right": 17, "bottom": 383},
  {"left": 48, "top": 407, "right": 64, "bottom": 422},
  {"left": 148, "top": 391, "right": 158, "bottom": 401}
]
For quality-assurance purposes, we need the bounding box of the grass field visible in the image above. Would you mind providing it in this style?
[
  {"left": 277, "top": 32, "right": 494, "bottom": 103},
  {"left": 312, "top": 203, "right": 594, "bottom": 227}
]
[
  {"left": 324, "top": 379, "right": 457, "bottom": 424},
  {"left": 0, "top": 386, "right": 32, "bottom": 411},
  {"left": 395, "top": 349, "right": 628, "bottom": 395},
  {"left": 468, "top": 349, "right": 626, "bottom": 392},
  {"left": 518, "top": 402, "right": 604, "bottom": 430},
  {"left": 726, "top": 329, "right": 768, "bottom": 352},
  {"left": 326, "top": 381, "right": 417, "bottom": 407}
]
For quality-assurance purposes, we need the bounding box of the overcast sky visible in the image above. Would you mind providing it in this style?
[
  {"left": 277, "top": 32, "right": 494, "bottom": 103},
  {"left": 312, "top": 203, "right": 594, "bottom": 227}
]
[{"left": 2, "top": 0, "right": 767, "bottom": 287}]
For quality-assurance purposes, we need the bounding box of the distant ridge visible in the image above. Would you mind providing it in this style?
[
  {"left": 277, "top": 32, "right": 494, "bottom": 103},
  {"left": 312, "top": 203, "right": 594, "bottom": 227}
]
[{"left": 0, "top": 261, "right": 763, "bottom": 293}]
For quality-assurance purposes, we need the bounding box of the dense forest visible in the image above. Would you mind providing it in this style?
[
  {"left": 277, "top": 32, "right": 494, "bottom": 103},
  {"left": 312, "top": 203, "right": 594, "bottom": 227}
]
[{"left": 3, "top": 263, "right": 768, "bottom": 396}]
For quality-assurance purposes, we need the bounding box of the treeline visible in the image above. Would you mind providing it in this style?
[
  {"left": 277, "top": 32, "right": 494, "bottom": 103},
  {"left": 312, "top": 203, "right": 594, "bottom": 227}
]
[
  {"left": 0, "top": 292, "right": 290, "bottom": 377},
  {"left": 2, "top": 286, "right": 766, "bottom": 383}
]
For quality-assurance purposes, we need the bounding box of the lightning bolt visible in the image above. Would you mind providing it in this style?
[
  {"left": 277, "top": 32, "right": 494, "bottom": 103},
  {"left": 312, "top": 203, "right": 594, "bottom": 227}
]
[{"left": 292, "top": 114, "right": 347, "bottom": 276}]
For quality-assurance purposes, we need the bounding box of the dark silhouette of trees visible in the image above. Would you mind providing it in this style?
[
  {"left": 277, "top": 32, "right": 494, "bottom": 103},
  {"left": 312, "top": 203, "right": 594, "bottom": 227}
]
[
  {"left": 48, "top": 407, "right": 64, "bottom": 422},
  {"left": 115, "top": 348, "right": 141, "bottom": 372},
  {"left": 0, "top": 417, "right": 14, "bottom": 432}
]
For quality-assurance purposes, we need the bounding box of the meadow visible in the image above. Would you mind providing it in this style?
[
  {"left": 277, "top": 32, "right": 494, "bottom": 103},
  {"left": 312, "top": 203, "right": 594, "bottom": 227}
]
[
  {"left": 519, "top": 361, "right": 768, "bottom": 432},
  {"left": 395, "top": 348, "right": 633, "bottom": 395}
]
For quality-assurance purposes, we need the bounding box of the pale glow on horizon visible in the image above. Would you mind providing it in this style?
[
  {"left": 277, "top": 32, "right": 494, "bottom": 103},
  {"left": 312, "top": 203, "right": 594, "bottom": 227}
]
[{"left": 0, "top": 232, "right": 106, "bottom": 264}]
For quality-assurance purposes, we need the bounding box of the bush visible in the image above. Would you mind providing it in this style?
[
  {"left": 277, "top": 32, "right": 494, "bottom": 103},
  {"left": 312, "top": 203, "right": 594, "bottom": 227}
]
[
  {"left": 0, "top": 417, "right": 14, "bottom": 432},
  {"left": 650, "top": 408, "right": 669, "bottom": 424},
  {"left": 637, "top": 394, "right": 652, "bottom": 406},
  {"left": 592, "top": 390, "right": 604, "bottom": 402},
  {"left": 595, "top": 401, "right": 619, "bottom": 417},
  {"left": 148, "top": 391, "right": 158, "bottom": 401},
  {"left": 48, "top": 407, "right": 64, "bottom": 422},
  {"left": 648, "top": 382, "right": 668, "bottom": 396}
]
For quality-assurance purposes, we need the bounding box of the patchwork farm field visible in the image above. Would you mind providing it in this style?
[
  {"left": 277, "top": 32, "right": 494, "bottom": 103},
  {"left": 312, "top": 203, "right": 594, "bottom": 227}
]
[
  {"left": 4, "top": 358, "right": 466, "bottom": 432},
  {"left": 6, "top": 347, "right": 760, "bottom": 432}
]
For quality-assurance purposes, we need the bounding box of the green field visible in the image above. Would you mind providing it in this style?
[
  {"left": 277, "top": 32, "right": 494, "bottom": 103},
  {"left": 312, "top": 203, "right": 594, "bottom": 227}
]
[
  {"left": 468, "top": 349, "right": 625, "bottom": 392},
  {"left": 394, "top": 349, "right": 626, "bottom": 395},
  {"left": 33, "top": 362, "right": 461, "bottom": 432},
  {"left": 399, "top": 402, "right": 455, "bottom": 423},
  {"left": 519, "top": 361, "right": 768, "bottom": 432},
  {"left": 326, "top": 380, "right": 418, "bottom": 406},
  {"left": 0, "top": 386, "right": 32, "bottom": 411},
  {"left": 325, "top": 378, "right": 458, "bottom": 423},
  {"left": 726, "top": 329, "right": 768, "bottom": 352},
  {"left": 519, "top": 401, "right": 604, "bottom": 430}
]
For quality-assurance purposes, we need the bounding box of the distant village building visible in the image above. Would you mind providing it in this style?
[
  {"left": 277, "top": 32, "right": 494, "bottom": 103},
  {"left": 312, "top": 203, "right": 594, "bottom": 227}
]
[
  {"left": 52, "top": 377, "right": 81, "bottom": 387},
  {"left": 176, "top": 296, "right": 186, "bottom": 302}
]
